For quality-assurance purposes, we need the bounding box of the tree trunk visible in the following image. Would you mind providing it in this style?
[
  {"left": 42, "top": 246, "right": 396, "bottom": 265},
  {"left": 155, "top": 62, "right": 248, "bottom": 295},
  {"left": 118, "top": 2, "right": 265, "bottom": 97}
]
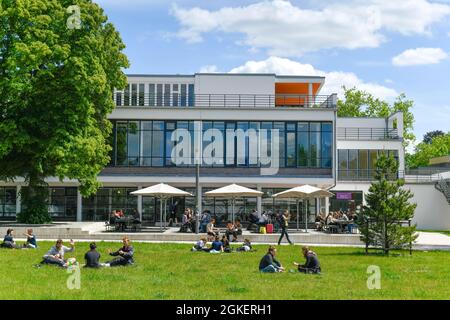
[{"left": 17, "top": 172, "right": 51, "bottom": 224}]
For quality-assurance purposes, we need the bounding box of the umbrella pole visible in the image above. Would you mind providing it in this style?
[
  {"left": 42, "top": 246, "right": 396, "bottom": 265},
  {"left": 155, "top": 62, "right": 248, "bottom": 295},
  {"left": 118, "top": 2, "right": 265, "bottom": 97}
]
[
  {"left": 296, "top": 199, "right": 299, "bottom": 231},
  {"left": 304, "top": 199, "right": 308, "bottom": 233},
  {"left": 160, "top": 197, "right": 163, "bottom": 233},
  {"left": 164, "top": 198, "right": 167, "bottom": 230},
  {"left": 232, "top": 198, "right": 235, "bottom": 224}
]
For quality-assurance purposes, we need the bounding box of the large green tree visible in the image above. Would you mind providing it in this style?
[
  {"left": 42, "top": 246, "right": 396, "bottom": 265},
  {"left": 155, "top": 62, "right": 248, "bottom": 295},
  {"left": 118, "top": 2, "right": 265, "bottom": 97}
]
[
  {"left": 407, "top": 132, "right": 450, "bottom": 168},
  {"left": 0, "top": 0, "right": 129, "bottom": 223},
  {"left": 337, "top": 87, "right": 415, "bottom": 147},
  {"left": 359, "top": 153, "right": 417, "bottom": 254}
]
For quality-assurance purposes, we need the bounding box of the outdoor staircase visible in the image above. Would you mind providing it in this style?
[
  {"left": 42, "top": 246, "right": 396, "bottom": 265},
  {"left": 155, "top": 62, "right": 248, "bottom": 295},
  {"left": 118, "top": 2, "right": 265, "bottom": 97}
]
[{"left": 435, "top": 178, "right": 450, "bottom": 205}]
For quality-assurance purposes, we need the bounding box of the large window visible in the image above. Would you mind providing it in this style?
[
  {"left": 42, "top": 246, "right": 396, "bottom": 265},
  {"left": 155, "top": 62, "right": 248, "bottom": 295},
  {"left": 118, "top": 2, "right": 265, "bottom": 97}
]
[
  {"left": 82, "top": 187, "right": 137, "bottom": 221},
  {"left": 48, "top": 188, "right": 77, "bottom": 221},
  {"left": 0, "top": 187, "right": 16, "bottom": 218},
  {"left": 338, "top": 149, "right": 399, "bottom": 180},
  {"left": 111, "top": 120, "right": 334, "bottom": 169}
]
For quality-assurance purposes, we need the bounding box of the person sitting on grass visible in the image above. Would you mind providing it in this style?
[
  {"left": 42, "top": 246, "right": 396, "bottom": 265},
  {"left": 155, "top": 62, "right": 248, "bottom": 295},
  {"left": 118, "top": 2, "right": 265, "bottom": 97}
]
[
  {"left": 23, "top": 228, "right": 37, "bottom": 249},
  {"left": 209, "top": 235, "right": 223, "bottom": 254},
  {"left": 1, "top": 228, "right": 20, "bottom": 249},
  {"left": 237, "top": 239, "right": 253, "bottom": 252},
  {"left": 84, "top": 242, "right": 101, "bottom": 268},
  {"left": 293, "top": 246, "right": 321, "bottom": 274},
  {"left": 192, "top": 237, "right": 208, "bottom": 252},
  {"left": 259, "top": 246, "right": 285, "bottom": 273},
  {"left": 206, "top": 218, "right": 219, "bottom": 241},
  {"left": 105, "top": 237, "right": 134, "bottom": 267},
  {"left": 42, "top": 239, "right": 75, "bottom": 268},
  {"left": 221, "top": 235, "right": 232, "bottom": 253}
]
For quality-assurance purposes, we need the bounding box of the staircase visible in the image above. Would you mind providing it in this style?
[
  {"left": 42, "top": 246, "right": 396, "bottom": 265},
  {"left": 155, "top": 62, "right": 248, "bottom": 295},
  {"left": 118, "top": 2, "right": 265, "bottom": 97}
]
[{"left": 435, "top": 178, "right": 450, "bottom": 205}]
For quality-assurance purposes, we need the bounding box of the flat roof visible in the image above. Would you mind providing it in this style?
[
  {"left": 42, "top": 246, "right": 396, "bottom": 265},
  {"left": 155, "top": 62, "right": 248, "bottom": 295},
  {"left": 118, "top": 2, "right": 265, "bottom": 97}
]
[{"left": 126, "top": 73, "right": 325, "bottom": 81}]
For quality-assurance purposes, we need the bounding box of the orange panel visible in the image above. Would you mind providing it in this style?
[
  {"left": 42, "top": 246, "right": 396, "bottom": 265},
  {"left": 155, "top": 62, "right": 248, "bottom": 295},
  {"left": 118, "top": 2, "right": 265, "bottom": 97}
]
[{"left": 275, "top": 82, "right": 321, "bottom": 106}]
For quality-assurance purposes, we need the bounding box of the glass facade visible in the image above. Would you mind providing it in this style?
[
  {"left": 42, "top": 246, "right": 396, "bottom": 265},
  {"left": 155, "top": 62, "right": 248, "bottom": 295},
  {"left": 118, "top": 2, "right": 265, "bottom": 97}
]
[
  {"left": 111, "top": 120, "right": 333, "bottom": 169},
  {"left": 48, "top": 187, "right": 77, "bottom": 220},
  {"left": 82, "top": 187, "right": 137, "bottom": 221},
  {"left": 261, "top": 188, "right": 318, "bottom": 225},
  {"left": 0, "top": 187, "right": 16, "bottom": 219},
  {"left": 338, "top": 149, "right": 399, "bottom": 180}
]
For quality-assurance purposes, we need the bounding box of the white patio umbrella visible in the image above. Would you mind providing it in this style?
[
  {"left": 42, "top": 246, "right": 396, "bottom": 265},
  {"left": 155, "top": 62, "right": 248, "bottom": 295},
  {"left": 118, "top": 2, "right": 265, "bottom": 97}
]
[
  {"left": 272, "top": 185, "right": 334, "bottom": 232},
  {"left": 131, "top": 183, "right": 193, "bottom": 232},
  {"left": 204, "top": 184, "right": 263, "bottom": 223}
]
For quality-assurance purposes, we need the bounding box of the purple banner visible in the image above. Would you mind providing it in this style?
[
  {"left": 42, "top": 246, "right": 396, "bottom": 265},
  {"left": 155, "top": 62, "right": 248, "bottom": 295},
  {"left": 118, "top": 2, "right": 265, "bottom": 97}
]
[{"left": 336, "top": 192, "right": 353, "bottom": 200}]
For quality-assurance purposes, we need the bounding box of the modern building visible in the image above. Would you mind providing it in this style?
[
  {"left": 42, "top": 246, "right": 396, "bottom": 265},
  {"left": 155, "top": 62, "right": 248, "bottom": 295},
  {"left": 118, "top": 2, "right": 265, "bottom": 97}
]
[{"left": 1, "top": 73, "right": 449, "bottom": 229}]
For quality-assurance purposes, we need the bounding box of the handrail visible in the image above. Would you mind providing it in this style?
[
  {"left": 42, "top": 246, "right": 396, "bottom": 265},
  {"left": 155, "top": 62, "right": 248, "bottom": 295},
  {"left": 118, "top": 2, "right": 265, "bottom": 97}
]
[
  {"left": 114, "top": 93, "right": 337, "bottom": 109},
  {"left": 337, "top": 127, "right": 399, "bottom": 140},
  {"left": 338, "top": 169, "right": 450, "bottom": 183}
]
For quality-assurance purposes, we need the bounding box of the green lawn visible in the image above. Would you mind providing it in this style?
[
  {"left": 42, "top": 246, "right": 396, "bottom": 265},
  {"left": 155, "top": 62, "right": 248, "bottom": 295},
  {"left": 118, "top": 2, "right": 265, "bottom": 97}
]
[{"left": 1, "top": 241, "right": 449, "bottom": 300}]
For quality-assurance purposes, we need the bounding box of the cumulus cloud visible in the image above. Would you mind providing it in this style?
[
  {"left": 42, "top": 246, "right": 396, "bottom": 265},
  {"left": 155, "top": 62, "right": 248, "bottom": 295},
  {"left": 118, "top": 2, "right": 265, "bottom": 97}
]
[
  {"left": 392, "top": 47, "right": 449, "bottom": 66},
  {"left": 172, "top": 0, "right": 450, "bottom": 56},
  {"left": 227, "top": 56, "right": 398, "bottom": 99}
]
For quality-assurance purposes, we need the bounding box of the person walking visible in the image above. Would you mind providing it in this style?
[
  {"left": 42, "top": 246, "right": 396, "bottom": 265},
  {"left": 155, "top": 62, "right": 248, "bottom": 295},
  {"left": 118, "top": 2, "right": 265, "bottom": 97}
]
[{"left": 277, "top": 210, "right": 293, "bottom": 245}]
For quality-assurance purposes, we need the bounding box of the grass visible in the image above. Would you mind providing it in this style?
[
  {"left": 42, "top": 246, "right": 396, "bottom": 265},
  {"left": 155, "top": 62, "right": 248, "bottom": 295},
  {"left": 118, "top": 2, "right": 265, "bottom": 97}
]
[{"left": 1, "top": 241, "right": 449, "bottom": 300}]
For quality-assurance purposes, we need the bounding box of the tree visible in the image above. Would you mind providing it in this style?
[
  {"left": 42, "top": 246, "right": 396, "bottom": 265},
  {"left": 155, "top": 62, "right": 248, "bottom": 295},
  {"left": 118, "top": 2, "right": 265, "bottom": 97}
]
[
  {"left": 337, "top": 87, "right": 415, "bottom": 147},
  {"left": 0, "top": 0, "right": 129, "bottom": 223},
  {"left": 407, "top": 132, "right": 450, "bottom": 168},
  {"left": 423, "top": 130, "right": 445, "bottom": 144},
  {"left": 359, "top": 153, "right": 417, "bottom": 254}
]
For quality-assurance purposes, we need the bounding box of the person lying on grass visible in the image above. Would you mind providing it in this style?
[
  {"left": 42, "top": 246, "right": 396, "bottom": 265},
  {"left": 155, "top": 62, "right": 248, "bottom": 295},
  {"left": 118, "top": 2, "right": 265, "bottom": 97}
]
[
  {"left": 237, "top": 239, "right": 253, "bottom": 252},
  {"left": 105, "top": 237, "right": 134, "bottom": 267},
  {"left": 259, "top": 246, "right": 285, "bottom": 273},
  {"left": 84, "top": 242, "right": 101, "bottom": 268},
  {"left": 1, "top": 228, "right": 20, "bottom": 249},
  {"left": 293, "top": 246, "right": 321, "bottom": 274},
  {"left": 23, "top": 228, "right": 37, "bottom": 249},
  {"left": 191, "top": 237, "right": 209, "bottom": 252},
  {"left": 41, "top": 239, "right": 75, "bottom": 268}
]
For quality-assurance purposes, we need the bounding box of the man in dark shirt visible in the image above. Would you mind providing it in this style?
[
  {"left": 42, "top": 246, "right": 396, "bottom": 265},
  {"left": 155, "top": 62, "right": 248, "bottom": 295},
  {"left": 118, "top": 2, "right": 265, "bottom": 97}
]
[
  {"left": 84, "top": 242, "right": 101, "bottom": 268},
  {"left": 105, "top": 237, "right": 134, "bottom": 267},
  {"left": 259, "top": 246, "right": 285, "bottom": 273},
  {"left": 294, "top": 246, "right": 321, "bottom": 274}
]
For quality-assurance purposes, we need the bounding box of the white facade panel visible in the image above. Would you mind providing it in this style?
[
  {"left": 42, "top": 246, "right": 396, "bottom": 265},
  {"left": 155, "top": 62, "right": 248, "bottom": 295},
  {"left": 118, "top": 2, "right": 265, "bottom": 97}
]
[
  {"left": 333, "top": 182, "right": 450, "bottom": 230},
  {"left": 195, "top": 74, "right": 275, "bottom": 95},
  {"left": 337, "top": 117, "right": 386, "bottom": 129},
  {"left": 108, "top": 107, "right": 335, "bottom": 122}
]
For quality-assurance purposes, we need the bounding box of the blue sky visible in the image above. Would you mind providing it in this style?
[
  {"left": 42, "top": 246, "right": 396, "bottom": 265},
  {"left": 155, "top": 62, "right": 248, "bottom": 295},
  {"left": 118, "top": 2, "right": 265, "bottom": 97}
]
[{"left": 94, "top": 0, "right": 450, "bottom": 146}]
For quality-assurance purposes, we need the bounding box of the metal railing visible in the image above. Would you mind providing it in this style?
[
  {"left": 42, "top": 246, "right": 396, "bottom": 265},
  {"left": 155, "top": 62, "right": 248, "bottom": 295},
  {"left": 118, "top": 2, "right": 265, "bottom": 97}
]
[
  {"left": 338, "top": 169, "right": 450, "bottom": 183},
  {"left": 114, "top": 93, "right": 337, "bottom": 109},
  {"left": 337, "top": 127, "right": 399, "bottom": 140}
]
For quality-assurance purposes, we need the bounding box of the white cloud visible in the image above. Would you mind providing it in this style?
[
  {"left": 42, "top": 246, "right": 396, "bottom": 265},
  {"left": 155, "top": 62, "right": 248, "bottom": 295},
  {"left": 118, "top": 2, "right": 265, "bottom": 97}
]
[
  {"left": 199, "top": 65, "right": 220, "bottom": 73},
  {"left": 392, "top": 47, "right": 448, "bottom": 66},
  {"left": 172, "top": 0, "right": 450, "bottom": 56},
  {"left": 226, "top": 56, "right": 398, "bottom": 99}
]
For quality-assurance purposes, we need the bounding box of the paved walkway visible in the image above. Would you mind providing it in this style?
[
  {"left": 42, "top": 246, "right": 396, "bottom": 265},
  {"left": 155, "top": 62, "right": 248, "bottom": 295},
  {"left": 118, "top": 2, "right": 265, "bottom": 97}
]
[{"left": 2, "top": 222, "right": 450, "bottom": 249}]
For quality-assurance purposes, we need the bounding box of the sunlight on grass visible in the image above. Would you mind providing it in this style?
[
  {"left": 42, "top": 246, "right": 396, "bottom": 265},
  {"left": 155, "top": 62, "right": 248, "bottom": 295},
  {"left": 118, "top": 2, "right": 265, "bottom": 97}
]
[{"left": 0, "top": 242, "right": 449, "bottom": 300}]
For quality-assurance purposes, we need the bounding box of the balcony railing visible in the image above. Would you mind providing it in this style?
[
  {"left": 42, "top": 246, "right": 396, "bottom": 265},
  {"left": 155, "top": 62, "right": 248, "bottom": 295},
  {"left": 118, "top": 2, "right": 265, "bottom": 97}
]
[
  {"left": 337, "top": 127, "right": 399, "bottom": 140},
  {"left": 338, "top": 169, "right": 450, "bottom": 182},
  {"left": 114, "top": 93, "right": 337, "bottom": 109}
]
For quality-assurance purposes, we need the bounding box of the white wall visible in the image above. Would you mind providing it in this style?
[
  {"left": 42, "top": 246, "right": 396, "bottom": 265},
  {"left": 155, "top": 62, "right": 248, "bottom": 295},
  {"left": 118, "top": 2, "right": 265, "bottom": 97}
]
[
  {"left": 333, "top": 182, "right": 450, "bottom": 230},
  {"left": 195, "top": 74, "right": 275, "bottom": 95},
  {"left": 405, "top": 184, "right": 450, "bottom": 230},
  {"left": 337, "top": 117, "right": 386, "bottom": 129}
]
